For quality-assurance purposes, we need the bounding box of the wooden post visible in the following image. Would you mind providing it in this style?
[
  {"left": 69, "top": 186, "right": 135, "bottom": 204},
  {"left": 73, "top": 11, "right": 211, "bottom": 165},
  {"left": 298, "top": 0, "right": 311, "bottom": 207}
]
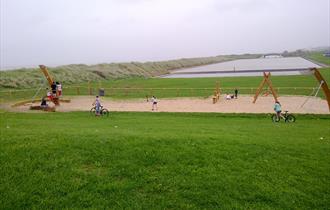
[
  {"left": 39, "top": 65, "right": 54, "bottom": 86},
  {"left": 76, "top": 87, "right": 80, "bottom": 95},
  {"left": 212, "top": 81, "right": 221, "bottom": 103},
  {"left": 312, "top": 68, "right": 330, "bottom": 110},
  {"left": 88, "top": 81, "right": 92, "bottom": 95},
  {"left": 253, "top": 72, "right": 278, "bottom": 103},
  {"left": 264, "top": 74, "right": 279, "bottom": 101},
  {"left": 253, "top": 73, "right": 268, "bottom": 103}
]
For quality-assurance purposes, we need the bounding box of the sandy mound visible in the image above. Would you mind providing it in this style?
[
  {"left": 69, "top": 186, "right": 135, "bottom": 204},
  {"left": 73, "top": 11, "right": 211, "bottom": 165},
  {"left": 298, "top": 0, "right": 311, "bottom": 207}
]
[{"left": 4, "top": 95, "right": 329, "bottom": 114}]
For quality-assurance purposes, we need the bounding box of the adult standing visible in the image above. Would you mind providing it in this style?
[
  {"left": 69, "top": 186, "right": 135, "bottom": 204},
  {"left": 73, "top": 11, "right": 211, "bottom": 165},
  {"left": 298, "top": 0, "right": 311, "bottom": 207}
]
[
  {"left": 51, "top": 82, "right": 57, "bottom": 96},
  {"left": 234, "top": 88, "right": 238, "bottom": 99}
]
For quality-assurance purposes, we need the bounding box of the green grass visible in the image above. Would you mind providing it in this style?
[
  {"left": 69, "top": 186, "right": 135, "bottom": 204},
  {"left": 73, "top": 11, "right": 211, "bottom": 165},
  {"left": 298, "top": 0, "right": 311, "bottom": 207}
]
[
  {"left": 306, "top": 52, "right": 330, "bottom": 66},
  {"left": 1, "top": 111, "right": 329, "bottom": 209}
]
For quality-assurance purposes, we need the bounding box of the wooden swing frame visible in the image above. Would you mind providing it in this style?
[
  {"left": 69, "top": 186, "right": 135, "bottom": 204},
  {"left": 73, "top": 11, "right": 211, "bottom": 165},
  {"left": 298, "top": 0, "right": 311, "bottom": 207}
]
[
  {"left": 253, "top": 68, "right": 330, "bottom": 111},
  {"left": 253, "top": 72, "right": 278, "bottom": 103}
]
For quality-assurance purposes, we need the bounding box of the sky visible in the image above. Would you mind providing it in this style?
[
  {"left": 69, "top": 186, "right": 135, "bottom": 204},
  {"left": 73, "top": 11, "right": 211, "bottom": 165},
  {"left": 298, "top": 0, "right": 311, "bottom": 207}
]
[{"left": 0, "top": 0, "right": 329, "bottom": 70}]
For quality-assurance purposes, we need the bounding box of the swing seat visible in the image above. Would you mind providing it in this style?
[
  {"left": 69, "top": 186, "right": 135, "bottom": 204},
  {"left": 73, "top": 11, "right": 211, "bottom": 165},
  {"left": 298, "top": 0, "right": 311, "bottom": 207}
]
[{"left": 30, "top": 105, "right": 55, "bottom": 112}]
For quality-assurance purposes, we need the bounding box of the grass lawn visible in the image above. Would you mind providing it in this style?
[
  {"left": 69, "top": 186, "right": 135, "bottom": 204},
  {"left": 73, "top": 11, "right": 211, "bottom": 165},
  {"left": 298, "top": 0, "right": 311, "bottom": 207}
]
[
  {"left": 1, "top": 111, "right": 329, "bottom": 209},
  {"left": 307, "top": 52, "right": 330, "bottom": 66}
]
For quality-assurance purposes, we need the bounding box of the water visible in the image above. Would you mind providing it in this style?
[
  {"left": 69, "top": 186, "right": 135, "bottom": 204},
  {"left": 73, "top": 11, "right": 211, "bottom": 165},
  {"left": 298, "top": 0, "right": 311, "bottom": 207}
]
[{"left": 161, "top": 57, "right": 320, "bottom": 78}]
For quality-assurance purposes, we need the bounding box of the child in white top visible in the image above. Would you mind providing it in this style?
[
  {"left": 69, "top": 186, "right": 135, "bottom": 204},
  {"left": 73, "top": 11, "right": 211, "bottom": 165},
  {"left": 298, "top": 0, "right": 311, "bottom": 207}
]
[
  {"left": 151, "top": 96, "right": 158, "bottom": 111},
  {"left": 57, "top": 83, "right": 62, "bottom": 97}
]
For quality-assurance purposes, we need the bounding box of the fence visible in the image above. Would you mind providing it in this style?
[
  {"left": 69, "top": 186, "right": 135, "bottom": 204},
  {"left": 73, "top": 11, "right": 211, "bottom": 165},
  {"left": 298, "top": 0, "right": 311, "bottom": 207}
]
[{"left": 0, "top": 86, "right": 322, "bottom": 102}]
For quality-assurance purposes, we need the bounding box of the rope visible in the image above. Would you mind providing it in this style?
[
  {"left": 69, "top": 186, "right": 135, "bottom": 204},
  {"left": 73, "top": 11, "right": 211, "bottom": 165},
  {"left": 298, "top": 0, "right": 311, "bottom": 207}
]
[
  {"left": 314, "top": 80, "right": 324, "bottom": 97},
  {"left": 300, "top": 81, "right": 324, "bottom": 108},
  {"left": 31, "top": 80, "right": 45, "bottom": 103}
]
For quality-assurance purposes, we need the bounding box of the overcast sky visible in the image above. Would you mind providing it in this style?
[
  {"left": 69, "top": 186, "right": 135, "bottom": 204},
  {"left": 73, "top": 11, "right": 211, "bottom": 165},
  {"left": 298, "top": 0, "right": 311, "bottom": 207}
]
[{"left": 0, "top": 0, "right": 329, "bottom": 69}]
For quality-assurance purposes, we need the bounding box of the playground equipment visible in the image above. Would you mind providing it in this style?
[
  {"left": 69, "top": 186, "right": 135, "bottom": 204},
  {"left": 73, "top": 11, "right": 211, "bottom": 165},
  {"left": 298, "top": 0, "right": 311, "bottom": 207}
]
[
  {"left": 30, "top": 105, "right": 55, "bottom": 112},
  {"left": 212, "top": 81, "right": 221, "bottom": 104},
  {"left": 300, "top": 80, "right": 324, "bottom": 108},
  {"left": 39, "top": 65, "right": 60, "bottom": 105},
  {"left": 252, "top": 68, "right": 330, "bottom": 111},
  {"left": 14, "top": 65, "right": 70, "bottom": 111},
  {"left": 253, "top": 72, "right": 279, "bottom": 103}
]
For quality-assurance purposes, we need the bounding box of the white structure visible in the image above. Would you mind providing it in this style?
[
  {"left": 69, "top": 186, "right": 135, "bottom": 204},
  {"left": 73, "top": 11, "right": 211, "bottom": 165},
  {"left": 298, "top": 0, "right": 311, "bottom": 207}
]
[{"left": 161, "top": 57, "right": 321, "bottom": 78}]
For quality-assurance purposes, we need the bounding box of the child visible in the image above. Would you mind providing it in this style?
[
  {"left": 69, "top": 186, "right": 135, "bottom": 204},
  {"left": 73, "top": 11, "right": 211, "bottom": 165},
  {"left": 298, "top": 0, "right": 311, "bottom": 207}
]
[
  {"left": 40, "top": 97, "right": 48, "bottom": 108},
  {"left": 93, "top": 96, "right": 101, "bottom": 116},
  {"left": 274, "top": 101, "right": 282, "bottom": 119},
  {"left": 57, "top": 82, "right": 62, "bottom": 97},
  {"left": 46, "top": 89, "right": 53, "bottom": 101},
  {"left": 151, "top": 96, "right": 158, "bottom": 111},
  {"left": 51, "top": 81, "right": 57, "bottom": 96}
]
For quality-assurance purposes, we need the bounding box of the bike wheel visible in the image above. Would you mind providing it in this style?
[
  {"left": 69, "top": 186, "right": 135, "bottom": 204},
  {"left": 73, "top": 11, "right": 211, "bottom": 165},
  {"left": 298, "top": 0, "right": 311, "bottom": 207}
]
[
  {"left": 101, "top": 108, "right": 109, "bottom": 117},
  {"left": 271, "top": 114, "right": 280, "bottom": 122},
  {"left": 90, "top": 107, "right": 96, "bottom": 116},
  {"left": 285, "top": 114, "right": 296, "bottom": 123}
]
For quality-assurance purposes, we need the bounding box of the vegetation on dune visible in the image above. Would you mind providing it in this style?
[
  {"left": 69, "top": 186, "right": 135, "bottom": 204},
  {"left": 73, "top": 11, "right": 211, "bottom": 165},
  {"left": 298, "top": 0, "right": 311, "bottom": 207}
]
[
  {"left": 0, "top": 54, "right": 259, "bottom": 89},
  {"left": 0, "top": 112, "right": 329, "bottom": 209}
]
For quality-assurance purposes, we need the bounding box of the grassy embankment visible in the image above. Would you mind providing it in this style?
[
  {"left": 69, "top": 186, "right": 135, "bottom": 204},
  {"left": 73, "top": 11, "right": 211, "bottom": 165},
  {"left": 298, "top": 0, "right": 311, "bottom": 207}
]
[
  {"left": 0, "top": 111, "right": 329, "bottom": 209},
  {"left": 306, "top": 52, "right": 330, "bottom": 66},
  {"left": 0, "top": 54, "right": 258, "bottom": 89}
]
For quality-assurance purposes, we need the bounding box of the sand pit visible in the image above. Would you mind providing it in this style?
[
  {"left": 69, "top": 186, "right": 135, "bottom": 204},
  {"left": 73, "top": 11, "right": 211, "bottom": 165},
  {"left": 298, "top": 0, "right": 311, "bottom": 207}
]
[{"left": 4, "top": 95, "right": 329, "bottom": 114}]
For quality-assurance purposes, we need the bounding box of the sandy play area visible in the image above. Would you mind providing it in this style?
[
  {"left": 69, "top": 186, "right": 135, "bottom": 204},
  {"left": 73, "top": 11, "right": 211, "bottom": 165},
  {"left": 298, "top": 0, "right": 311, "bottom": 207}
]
[{"left": 4, "top": 95, "right": 330, "bottom": 114}]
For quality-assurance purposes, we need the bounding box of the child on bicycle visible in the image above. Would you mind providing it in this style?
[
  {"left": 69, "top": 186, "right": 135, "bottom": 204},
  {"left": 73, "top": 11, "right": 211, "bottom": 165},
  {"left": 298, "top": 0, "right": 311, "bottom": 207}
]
[
  {"left": 274, "top": 101, "right": 282, "bottom": 119},
  {"left": 93, "top": 95, "right": 101, "bottom": 116}
]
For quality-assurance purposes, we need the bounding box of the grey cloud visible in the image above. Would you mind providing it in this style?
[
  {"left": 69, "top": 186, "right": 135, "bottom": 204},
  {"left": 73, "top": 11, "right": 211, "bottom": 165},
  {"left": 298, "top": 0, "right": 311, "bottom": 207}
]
[{"left": 0, "top": 0, "right": 329, "bottom": 69}]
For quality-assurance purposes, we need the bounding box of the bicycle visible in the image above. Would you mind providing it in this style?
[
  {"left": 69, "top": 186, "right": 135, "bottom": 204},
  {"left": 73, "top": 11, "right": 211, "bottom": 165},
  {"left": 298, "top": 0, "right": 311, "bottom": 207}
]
[
  {"left": 90, "top": 105, "right": 109, "bottom": 117},
  {"left": 271, "top": 111, "right": 295, "bottom": 123}
]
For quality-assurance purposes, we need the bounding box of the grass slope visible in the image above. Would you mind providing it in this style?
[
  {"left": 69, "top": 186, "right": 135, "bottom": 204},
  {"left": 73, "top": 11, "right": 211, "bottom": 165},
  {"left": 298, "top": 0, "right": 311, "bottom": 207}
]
[
  {"left": 1, "top": 112, "right": 329, "bottom": 209},
  {"left": 306, "top": 52, "right": 330, "bottom": 66}
]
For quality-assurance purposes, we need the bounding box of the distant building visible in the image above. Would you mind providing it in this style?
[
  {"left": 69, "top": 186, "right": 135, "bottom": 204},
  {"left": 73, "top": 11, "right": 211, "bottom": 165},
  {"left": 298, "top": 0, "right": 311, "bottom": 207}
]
[
  {"left": 261, "top": 54, "right": 283, "bottom": 59},
  {"left": 323, "top": 52, "right": 330, "bottom": 57}
]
